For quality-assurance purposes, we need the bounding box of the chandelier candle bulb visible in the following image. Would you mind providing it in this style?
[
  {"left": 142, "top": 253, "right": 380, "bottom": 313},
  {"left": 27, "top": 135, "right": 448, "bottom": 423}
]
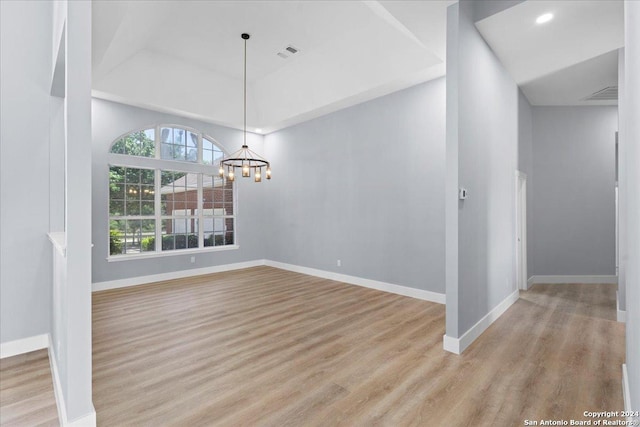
[
  {"left": 255, "top": 169, "right": 262, "bottom": 182},
  {"left": 266, "top": 167, "right": 272, "bottom": 180},
  {"left": 242, "top": 163, "right": 250, "bottom": 177}
]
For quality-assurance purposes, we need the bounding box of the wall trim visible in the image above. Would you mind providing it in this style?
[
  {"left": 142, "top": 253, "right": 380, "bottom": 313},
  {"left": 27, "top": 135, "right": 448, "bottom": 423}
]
[
  {"left": 617, "top": 309, "right": 627, "bottom": 323},
  {"left": 264, "top": 260, "right": 446, "bottom": 304},
  {"left": 442, "top": 334, "right": 461, "bottom": 354},
  {"left": 48, "top": 336, "right": 97, "bottom": 427},
  {"left": 92, "top": 259, "right": 445, "bottom": 303},
  {"left": 622, "top": 364, "right": 631, "bottom": 412},
  {"left": 622, "top": 364, "right": 634, "bottom": 414},
  {"left": 443, "top": 289, "right": 520, "bottom": 354},
  {"left": 66, "top": 409, "right": 97, "bottom": 427},
  {"left": 48, "top": 341, "right": 67, "bottom": 425},
  {"left": 617, "top": 291, "right": 627, "bottom": 323},
  {"left": 0, "top": 333, "right": 49, "bottom": 359},
  {"left": 528, "top": 275, "right": 618, "bottom": 285},
  {"left": 92, "top": 259, "right": 266, "bottom": 292}
]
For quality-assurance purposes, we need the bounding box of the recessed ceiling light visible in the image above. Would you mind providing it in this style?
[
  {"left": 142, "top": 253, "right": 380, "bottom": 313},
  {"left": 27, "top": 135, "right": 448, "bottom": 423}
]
[
  {"left": 255, "top": 128, "right": 262, "bottom": 134},
  {"left": 536, "top": 13, "right": 554, "bottom": 24}
]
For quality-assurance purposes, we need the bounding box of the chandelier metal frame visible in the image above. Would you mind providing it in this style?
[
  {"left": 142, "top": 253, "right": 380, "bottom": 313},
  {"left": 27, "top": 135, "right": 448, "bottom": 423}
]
[{"left": 219, "top": 33, "right": 271, "bottom": 183}]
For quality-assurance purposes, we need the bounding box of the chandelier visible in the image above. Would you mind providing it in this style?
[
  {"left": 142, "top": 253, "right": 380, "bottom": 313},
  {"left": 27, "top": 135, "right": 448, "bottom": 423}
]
[{"left": 219, "top": 33, "right": 271, "bottom": 183}]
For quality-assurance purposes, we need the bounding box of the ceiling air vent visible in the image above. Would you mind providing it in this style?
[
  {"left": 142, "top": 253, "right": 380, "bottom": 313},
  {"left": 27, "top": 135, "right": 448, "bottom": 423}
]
[
  {"left": 584, "top": 86, "right": 618, "bottom": 101},
  {"left": 276, "top": 45, "right": 300, "bottom": 59}
]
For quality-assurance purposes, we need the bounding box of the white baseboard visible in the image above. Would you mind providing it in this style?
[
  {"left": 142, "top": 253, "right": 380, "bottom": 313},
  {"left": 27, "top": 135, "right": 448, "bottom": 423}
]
[
  {"left": 92, "top": 258, "right": 445, "bottom": 303},
  {"left": 264, "top": 260, "right": 446, "bottom": 304},
  {"left": 443, "top": 289, "right": 520, "bottom": 355},
  {"left": 617, "top": 309, "right": 627, "bottom": 322},
  {"left": 622, "top": 364, "right": 631, "bottom": 412},
  {"left": 66, "top": 408, "right": 96, "bottom": 427},
  {"left": 442, "top": 334, "right": 461, "bottom": 354},
  {"left": 48, "top": 341, "right": 67, "bottom": 425},
  {"left": 0, "top": 333, "right": 49, "bottom": 358},
  {"left": 622, "top": 364, "right": 637, "bottom": 419},
  {"left": 617, "top": 291, "right": 627, "bottom": 323},
  {"left": 48, "top": 337, "right": 96, "bottom": 427},
  {"left": 92, "top": 259, "right": 266, "bottom": 292},
  {"left": 528, "top": 275, "right": 618, "bottom": 285}
]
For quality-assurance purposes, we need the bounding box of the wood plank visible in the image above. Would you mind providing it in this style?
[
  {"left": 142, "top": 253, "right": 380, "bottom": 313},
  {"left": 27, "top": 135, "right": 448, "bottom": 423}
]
[
  {"left": 0, "top": 350, "right": 59, "bottom": 427},
  {"left": 90, "top": 267, "right": 625, "bottom": 426}
]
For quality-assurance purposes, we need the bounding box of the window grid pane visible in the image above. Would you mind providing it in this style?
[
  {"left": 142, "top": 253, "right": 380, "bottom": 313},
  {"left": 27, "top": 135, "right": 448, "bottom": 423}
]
[
  {"left": 109, "top": 166, "right": 156, "bottom": 255},
  {"left": 160, "top": 170, "right": 200, "bottom": 252},
  {"left": 160, "top": 127, "right": 198, "bottom": 163},
  {"left": 202, "top": 173, "right": 234, "bottom": 247},
  {"left": 109, "top": 129, "right": 236, "bottom": 257},
  {"left": 161, "top": 218, "right": 198, "bottom": 251},
  {"left": 109, "top": 129, "right": 155, "bottom": 157}
]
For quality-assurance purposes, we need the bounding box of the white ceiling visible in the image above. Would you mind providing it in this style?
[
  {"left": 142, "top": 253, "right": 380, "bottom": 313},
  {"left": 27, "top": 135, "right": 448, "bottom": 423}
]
[
  {"left": 92, "top": 0, "right": 454, "bottom": 134},
  {"left": 93, "top": 0, "right": 624, "bottom": 129},
  {"left": 475, "top": 0, "right": 624, "bottom": 106}
]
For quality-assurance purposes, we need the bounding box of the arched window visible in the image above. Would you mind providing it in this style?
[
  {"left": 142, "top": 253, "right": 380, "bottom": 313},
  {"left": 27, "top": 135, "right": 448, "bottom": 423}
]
[{"left": 108, "top": 126, "right": 235, "bottom": 258}]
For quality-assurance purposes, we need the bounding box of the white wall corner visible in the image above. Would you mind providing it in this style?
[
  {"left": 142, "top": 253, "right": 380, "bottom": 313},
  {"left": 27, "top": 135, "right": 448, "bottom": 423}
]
[
  {"left": 92, "top": 259, "right": 267, "bottom": 292},
  {"left": 0, "top": 334, "right": 49, "bottom": 359},
  {"left": 443, "top": 289, "right": 520, "bottom": 355},
  {"left": 264, "top": 260, "right": 446, "bottom": 304},
  {"left": 528, "top": 275, "right": 618, "bottom": 285}
]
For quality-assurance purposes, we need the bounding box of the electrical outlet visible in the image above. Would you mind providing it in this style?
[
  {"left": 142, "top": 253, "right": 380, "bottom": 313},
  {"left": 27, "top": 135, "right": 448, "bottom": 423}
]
[
  {"left": 337, "top": 259, "right": 341, "bottom": 267},
  {"left": 190, "top": 256, "right": 195, "bottom": 263}
]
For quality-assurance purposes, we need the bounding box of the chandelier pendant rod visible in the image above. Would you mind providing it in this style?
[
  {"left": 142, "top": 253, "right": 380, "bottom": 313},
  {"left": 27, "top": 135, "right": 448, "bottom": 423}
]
[
  {"left": 219, "top": 33, "right": 270, "bottom": 182},
  {"left": 243, "top": 34, "right": 247, "bottom": 149}
]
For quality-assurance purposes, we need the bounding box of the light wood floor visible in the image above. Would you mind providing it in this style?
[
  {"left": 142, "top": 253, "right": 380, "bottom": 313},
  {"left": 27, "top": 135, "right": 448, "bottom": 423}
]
[
  {"left": 92, "top": 266, "right": 625, "bottom": 426},
  {"left": 0, "top": 350, "right": 59, "bottom": 427}
]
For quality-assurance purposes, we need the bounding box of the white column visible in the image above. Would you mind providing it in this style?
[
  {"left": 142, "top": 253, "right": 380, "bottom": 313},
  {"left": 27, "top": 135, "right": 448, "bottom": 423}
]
[{"left": 64, "top": 0, "right": 95, "bottom": 423}]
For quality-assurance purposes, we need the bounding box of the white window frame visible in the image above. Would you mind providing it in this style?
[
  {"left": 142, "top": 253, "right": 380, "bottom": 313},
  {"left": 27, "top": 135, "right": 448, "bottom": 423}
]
[{"left": 107, "top": 125, "right": 238, "bottom": 261}]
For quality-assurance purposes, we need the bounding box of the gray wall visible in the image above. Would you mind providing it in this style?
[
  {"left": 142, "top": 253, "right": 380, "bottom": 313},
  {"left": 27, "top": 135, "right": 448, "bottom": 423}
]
[
  {"left": 617, "top": 48, "right": 627, "bottom": 313},
  {"left": 518, "top": 90, "right": 534, "bottom": 278},
  {"left": 0, "top": 0, "right": 53, "bottom": 344},
  {"left": 263, "top": 79, "right": 446, "bottom": 293},
  {"left": 50, "top": 97, "right": 66, "bottom": 232},
  {"left": 446, "top": 0, "right": 519, "bottom": 338},
  {"left": 92, "top": 99, "right": 267, "bottom": 284},
  {"left": 531, "top": 106, "right": 617, "bottom": 276},
  {"left": 623, "top": 0, "right": 640, "bottom": 411}
]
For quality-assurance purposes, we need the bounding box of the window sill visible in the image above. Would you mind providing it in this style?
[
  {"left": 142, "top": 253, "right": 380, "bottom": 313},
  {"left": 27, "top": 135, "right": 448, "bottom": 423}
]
[{"left": 106, "top": 245, "right": 239, "bottom": 262}]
